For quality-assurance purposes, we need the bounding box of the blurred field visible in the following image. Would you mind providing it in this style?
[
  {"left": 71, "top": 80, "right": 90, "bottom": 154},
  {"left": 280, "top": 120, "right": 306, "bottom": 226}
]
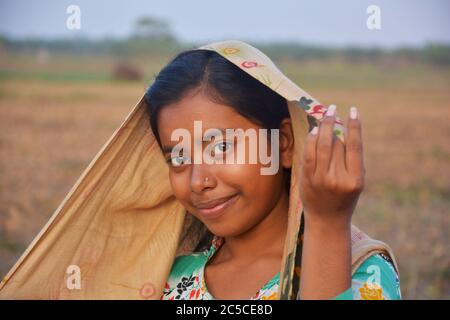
[{"left": 0, "top": 52, "right": 449, "bottom": 299}]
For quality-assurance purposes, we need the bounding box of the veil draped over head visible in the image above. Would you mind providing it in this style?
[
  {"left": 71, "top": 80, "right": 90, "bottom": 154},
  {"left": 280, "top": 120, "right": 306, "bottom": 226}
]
[{"left": 0, "top": 40, "right": 398, "bottom": 299}]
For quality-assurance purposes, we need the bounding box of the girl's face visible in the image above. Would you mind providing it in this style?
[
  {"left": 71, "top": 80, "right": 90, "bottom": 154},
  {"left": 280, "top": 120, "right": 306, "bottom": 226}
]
[{"left": 157, "top": 90, "right": 294, "bottom": 237}]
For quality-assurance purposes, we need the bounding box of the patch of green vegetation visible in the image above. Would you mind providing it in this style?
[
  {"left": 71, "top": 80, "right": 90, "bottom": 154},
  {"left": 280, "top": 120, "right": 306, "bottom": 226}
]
[
  {"left": 375, "top": 177, "right": 450, "bottom": 208},
  {"left": 0, "top": 233, "right": 26, "bottom": 254},
  {"left": 0, "top": 70, "right": 111, "bottom": 82}
]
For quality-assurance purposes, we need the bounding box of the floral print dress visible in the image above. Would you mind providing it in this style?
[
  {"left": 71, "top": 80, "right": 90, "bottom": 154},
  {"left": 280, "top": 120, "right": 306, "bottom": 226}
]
[{"left": 160, "top": 236, "right": 401, "bottom": 300}]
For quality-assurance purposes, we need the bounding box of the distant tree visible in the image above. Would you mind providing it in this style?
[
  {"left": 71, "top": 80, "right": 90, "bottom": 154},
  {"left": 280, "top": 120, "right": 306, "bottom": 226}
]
[
  {"left": 423, "top": 43, "right": 450, "bottom": 66},
  {"left": 132, "top": 16, "right": 173, "bottom": 40},
  {"left": 111, "top": 16, "right": 181, "bottom": 57}
]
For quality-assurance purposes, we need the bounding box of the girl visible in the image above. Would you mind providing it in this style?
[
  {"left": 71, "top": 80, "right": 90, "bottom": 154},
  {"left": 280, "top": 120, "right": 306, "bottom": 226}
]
[
  {"left": 144, "top": 41, "right": 402, "bottom": 300},
  {"left": 0, "top": 40, "right": 401, "bottom": 300}
]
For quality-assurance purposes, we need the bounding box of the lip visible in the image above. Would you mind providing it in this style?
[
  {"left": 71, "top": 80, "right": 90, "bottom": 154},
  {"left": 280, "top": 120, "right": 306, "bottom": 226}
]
[{"left": 195, "top": 193, "right": 239, "bottom": 219}]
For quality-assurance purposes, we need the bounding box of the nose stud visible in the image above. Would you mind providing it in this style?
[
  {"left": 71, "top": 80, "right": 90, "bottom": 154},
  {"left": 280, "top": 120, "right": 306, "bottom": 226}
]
[{"left": 204, "top": 177, "right": 209, "bottom": 182}]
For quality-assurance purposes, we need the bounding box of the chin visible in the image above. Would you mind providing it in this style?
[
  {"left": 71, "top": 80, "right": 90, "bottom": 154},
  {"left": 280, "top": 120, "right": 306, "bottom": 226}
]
[{"left": 204, "top": 221, "right": 249, "bottom": 238}]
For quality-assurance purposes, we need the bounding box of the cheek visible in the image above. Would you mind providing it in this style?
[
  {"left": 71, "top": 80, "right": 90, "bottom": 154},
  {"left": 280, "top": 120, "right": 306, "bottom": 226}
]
[
  {"left": 168, "top": 170, "right": 190, "bottom": 202},
  {"left": 218, "top": 162, "right": 282, "bottom": 201},
  {"left": 216, "top": 162, "right": 258, "bottom": 188},
  {"left": 216, "top": 163, "right": 284, "bottom": 235}
]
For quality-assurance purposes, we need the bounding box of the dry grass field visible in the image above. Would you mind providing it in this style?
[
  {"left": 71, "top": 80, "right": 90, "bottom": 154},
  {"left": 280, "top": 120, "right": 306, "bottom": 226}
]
[{"left": 0, "top": 52, "right": 449, "bottom": 299}]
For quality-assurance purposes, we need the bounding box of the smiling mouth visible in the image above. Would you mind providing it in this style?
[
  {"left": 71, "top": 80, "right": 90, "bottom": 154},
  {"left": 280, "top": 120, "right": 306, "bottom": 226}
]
[{"left": 195, "top": 193, "right": 239, "bottom": 218}]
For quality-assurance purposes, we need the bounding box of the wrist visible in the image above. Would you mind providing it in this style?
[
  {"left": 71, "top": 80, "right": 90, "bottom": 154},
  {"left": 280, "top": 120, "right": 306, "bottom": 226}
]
[{"left": 304, "top": 212, "right": 352, "bottom": 235}]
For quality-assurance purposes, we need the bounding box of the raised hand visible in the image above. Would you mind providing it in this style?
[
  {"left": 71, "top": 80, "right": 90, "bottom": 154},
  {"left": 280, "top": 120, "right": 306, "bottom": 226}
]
[
  {"left": 299, "top": 104, "right": 365, "bottom": 226},
  {"left": 298, "top": 104, "right": 365, "bottom": 299}
]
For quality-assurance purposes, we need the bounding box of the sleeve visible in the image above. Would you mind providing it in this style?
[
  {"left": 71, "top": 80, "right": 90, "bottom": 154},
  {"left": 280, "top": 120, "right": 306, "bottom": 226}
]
[{"left": 333, "top": 253, "right": 402, "bottom": 300}]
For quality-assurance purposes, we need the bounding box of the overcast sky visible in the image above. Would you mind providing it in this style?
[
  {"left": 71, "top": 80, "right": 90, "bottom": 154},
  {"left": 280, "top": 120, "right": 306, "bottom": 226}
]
[{"left": 1, "top": 0, "right": 449, "bottom": 47}]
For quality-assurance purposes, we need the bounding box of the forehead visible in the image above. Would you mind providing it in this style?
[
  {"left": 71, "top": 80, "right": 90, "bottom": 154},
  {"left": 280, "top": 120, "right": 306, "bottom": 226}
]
[{"left": 156, "top": 92, "right": 260, "bottom": 143}]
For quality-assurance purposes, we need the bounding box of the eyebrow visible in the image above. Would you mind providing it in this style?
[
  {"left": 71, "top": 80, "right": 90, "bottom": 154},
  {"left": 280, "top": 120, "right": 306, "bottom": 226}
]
[
  {"left": 203, "top": 128, "right": 228, "bottom": 140},
  {"left": 161, "top": 128, "right": 230, "bottom": 155},
  {"left": 161, "top": 145, "right": 174, "bottom": 155}
]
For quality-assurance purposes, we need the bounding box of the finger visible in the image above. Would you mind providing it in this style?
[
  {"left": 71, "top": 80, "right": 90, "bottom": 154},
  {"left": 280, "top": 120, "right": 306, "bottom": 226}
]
[
  {"left": 345, "top": 106, "right": 364, "bottom": 178},
  {"left": 315, "top": 104, "right": 337, "bottom": 177},
  {"left": 302, "top": 125, "right": 319, "bottom": 179},
  {"left": 329, "top": 135, "right": 347, "bottom": 179}
]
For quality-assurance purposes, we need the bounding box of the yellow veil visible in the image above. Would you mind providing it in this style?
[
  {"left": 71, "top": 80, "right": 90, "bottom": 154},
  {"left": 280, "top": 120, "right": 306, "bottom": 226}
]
[{"left": 0, "top": 40, "right": 399, "bottom": 299}]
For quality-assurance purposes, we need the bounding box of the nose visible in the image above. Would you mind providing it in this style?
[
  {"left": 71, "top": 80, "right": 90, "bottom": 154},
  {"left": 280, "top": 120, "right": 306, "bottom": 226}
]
[{"left": 190, "top": 163, "right": 215, "bottom": 194}]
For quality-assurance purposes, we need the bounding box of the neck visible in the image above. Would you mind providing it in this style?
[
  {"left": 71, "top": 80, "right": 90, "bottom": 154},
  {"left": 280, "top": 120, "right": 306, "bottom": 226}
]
[{"left": 220, "top": 189, "right": 289, "bottom": 262}]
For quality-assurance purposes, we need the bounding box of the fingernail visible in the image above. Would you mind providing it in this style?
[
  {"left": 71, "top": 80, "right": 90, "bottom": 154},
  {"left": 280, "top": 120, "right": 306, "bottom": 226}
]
[
  {"left": 310, "top": 126, "right": 319, "bottom": 135},
  {"left": 350, "top": 106, "right": 358, "bottom": 119},
  {"left": 326, "top": 104, "right": 336, "bottom": 117}
]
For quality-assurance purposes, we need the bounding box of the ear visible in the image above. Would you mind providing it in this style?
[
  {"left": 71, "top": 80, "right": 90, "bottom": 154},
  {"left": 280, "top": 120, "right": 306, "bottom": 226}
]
[{"left": 278, "top": 117, "right": 295, "bottom": 169}]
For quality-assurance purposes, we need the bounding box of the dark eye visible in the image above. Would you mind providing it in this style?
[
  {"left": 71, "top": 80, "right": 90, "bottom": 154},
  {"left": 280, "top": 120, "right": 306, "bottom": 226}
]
[
  {"left": 168, "top": 154, "right": 189, "bottom": 167},
  {"left": 213, "top": 141, "right": 231, "bottom": 154}
]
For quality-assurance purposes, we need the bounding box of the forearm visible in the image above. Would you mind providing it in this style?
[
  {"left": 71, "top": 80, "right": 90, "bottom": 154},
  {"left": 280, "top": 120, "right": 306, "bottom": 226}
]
[{"left": 299, "top": 215, "right": 352, "bottom": 299}]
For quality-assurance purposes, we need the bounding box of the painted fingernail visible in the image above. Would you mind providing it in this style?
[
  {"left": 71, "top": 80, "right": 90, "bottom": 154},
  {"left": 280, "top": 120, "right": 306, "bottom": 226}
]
[
  {"left": 350, "top": 106, "right": 358, "bottom": 119},
  {"left": 310, "top": 126, "right": 319, "bottom": 135},
  {"left": 326, "top": 104, "right": 336, "bottom": 117}
]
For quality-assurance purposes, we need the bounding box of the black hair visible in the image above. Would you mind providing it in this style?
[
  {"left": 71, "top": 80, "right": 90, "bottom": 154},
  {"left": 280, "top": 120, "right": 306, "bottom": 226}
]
[{"left": 144, "top": 49, "right": 292, "bottom": 253}]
